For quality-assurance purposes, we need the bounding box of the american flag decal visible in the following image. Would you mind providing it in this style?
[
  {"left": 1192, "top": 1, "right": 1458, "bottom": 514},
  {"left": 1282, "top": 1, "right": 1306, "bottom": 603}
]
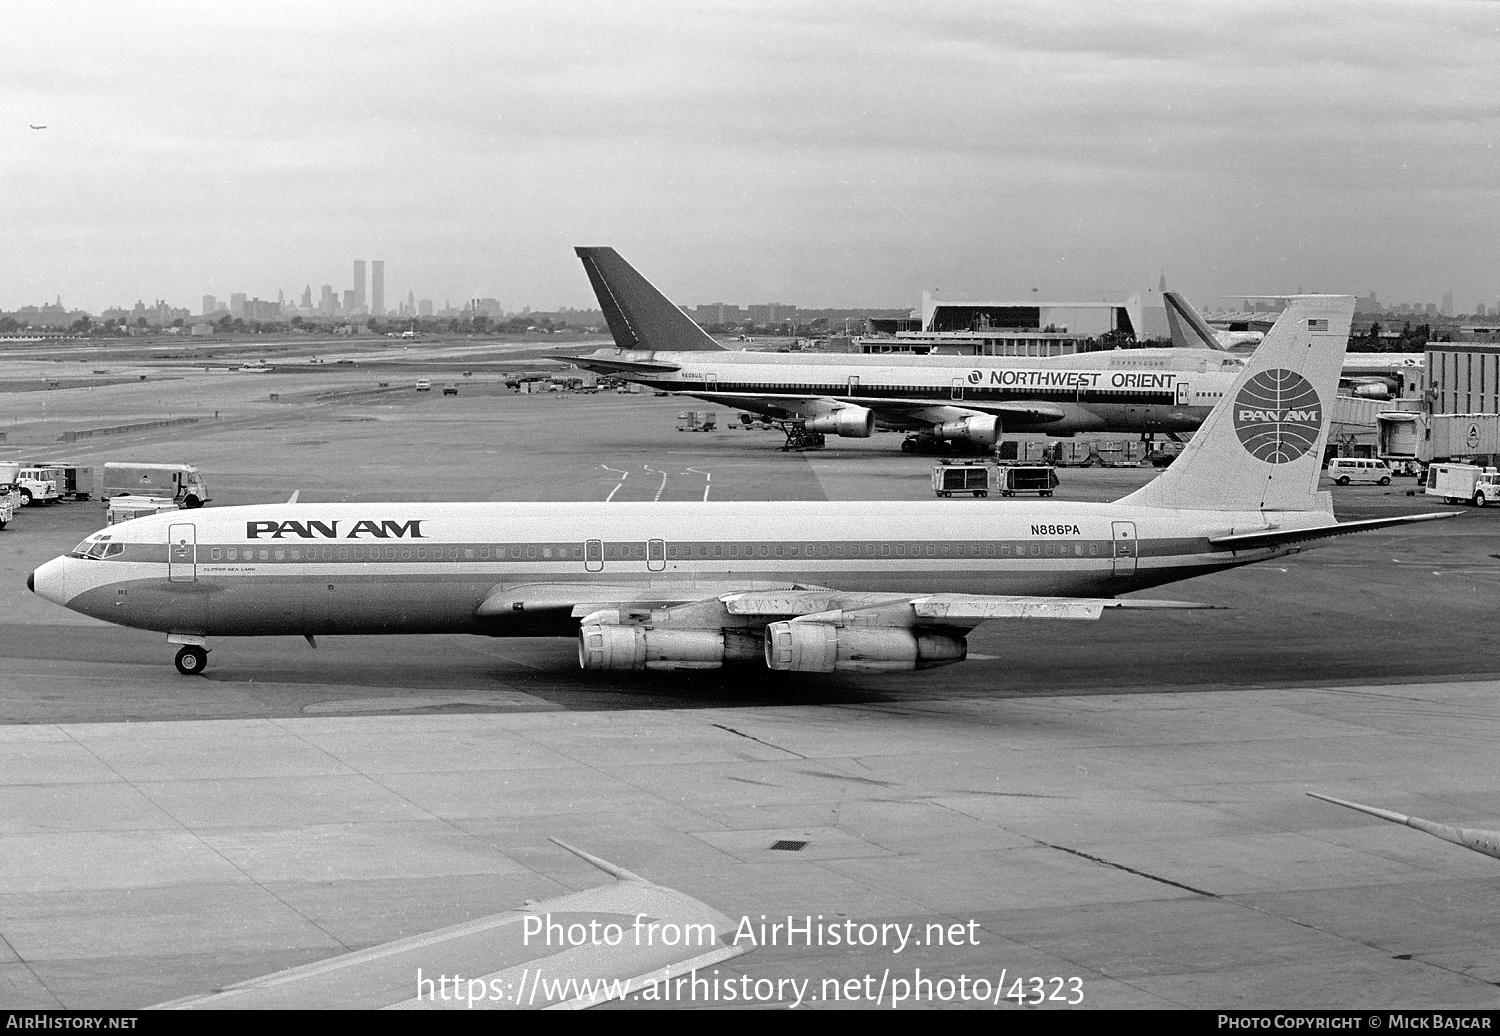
[{"left": 1307, "top": 319, "right": 1328, "bottom": 331}]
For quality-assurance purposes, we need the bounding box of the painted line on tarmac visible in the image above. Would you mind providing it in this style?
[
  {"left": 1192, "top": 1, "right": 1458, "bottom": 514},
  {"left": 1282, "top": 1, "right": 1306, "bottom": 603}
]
[
  {"left": 686, "top": 467, "right": 711, "bottom": 502},
  {"left": 602, "top": 464, "right": 628, "bottom": 503},
  {"left": 645, "top": 464, "right": 668, "bottom": 501}
]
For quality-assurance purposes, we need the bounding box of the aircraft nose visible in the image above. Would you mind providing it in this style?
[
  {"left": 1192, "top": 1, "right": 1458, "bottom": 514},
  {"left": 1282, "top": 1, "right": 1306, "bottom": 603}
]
[{"left": 29, "top": 557, "right": 71, "bottom": 607}]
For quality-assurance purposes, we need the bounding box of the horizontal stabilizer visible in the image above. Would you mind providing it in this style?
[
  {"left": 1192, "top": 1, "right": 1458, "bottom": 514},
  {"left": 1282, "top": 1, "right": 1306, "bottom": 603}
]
[
  {"left": 1307, "top": 792, "right": 1500, "bottom": 861},
  {"left": 548, "top": 354, "right": 682, "bottom": 375},
  {"left": 1209, "top": 512, "right": 1458, "bottom": 551}
]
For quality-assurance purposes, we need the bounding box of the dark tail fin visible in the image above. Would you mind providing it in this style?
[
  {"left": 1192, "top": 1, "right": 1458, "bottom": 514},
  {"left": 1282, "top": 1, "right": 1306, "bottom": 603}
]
[
  {"left": 575, "top": 247, "right": 727, "bottom": 352},
  {"left": 1163, "top": 291, "right": 1230, "bottom": 351}
]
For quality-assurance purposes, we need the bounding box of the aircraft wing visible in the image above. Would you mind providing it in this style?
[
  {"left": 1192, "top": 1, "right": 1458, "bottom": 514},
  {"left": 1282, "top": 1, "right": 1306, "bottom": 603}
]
[
  {"left": 704, "top": 395, "right": 1066, "bottom": 429},
  {"left": 478, "top": 584, "right": 1210, "bottom": 638},
  {"left": 723, "top": 589, "right": 1213, "bottom": 631},
  {"left": 549, "top": 353, "right": 681, "bottom": 376},
  {"left": 154, "top": 840, "right": 748, "bottom": 1010},
  {"left": 867, "top": 400, "right": 1066, "bottom": 425},
  {"left": 477, "top": 581, "right": 809, "bottom": 620},
  {"left": 1208, "top": 512, "right": 1458, "bottom": 552}
]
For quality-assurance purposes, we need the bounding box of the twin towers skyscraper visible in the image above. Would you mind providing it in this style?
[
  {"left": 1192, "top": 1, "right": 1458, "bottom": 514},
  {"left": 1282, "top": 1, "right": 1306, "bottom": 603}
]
[{"left": 353, "top": 259, "right": 385, "bottom": 317}]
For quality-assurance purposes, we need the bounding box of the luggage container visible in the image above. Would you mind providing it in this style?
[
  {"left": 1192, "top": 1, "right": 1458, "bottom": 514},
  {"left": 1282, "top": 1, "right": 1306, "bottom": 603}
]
[
  {"left": 932, "top": 464, "right": 990, "bottom": 497},
  {"left": 107, "top": 495, "right": 181, "bottom": 525},
  {"left": 997, "top": 466, "right": 1059, "bottom": 497},
  {"left": 676, "top": 411, "right": 718, "bottom": 432}
]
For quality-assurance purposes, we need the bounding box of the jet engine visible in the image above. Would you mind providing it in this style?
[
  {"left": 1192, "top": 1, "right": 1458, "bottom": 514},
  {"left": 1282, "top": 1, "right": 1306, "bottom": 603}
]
[
  {"left": 578, "top": 624, "right": 762, "bottom": 671},
  {"left": 1351, "top": 381, "right": 1392, "bottom": 400},
  {"left": 934, "top": 414, "right": 1000, "bottom": 446},
  {"left": 763, "top": 622, "right": 967, "bottom": 672},
  {"left": 803, "top": 406, "right": 874, "bottom": 438}
]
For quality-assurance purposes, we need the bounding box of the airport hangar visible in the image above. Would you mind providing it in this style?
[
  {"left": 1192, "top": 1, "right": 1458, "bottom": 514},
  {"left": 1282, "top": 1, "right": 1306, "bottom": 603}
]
[{"left": 2, "top": 341, "right": 1500, "bottom": 1009}]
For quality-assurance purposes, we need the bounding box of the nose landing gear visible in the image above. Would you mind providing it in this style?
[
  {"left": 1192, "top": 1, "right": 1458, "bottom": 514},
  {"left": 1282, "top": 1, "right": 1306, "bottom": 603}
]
[{"left": 174, "top": 645, "right": 209, "bottom": 675}]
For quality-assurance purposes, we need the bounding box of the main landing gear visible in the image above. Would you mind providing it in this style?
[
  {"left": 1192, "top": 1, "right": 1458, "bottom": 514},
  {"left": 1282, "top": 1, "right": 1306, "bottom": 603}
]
[{"left": 174, "top": 645, "right": 209, "bottom": 675}]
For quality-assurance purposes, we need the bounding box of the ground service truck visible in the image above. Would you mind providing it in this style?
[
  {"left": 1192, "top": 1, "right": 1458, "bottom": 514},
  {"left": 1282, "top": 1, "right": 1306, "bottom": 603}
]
[{"left": 99, "top": 463, "right": 210, "bottom": 508}]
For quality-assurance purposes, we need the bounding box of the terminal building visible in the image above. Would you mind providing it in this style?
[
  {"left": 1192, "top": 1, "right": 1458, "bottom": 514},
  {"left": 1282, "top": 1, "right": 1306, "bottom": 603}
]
[{"left": 860, "top": 290, "right": 1170, "bottom": 356}]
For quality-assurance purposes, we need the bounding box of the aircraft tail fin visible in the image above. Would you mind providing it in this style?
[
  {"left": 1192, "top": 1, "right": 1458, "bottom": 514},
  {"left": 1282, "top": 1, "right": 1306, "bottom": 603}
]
[
  {"left": 1163, "top": 291, "right": 1229, "bottom": 351},
  {"left": 1120, "top": 295, "right": 1355, "bottom": 512},
  {"left": 575, "top": 247, "right": 727, "bottom": 352}
]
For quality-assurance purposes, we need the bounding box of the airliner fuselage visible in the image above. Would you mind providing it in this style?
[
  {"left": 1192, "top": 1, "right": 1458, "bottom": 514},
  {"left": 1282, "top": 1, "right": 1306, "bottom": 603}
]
[{"left": 33, "top": 500, "right": 1309, "bottom": 642}]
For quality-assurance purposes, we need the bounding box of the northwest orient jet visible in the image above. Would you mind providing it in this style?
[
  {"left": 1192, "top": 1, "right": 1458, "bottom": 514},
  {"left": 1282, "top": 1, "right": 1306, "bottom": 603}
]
[
  {"left": 563, "top": 247, "right": 1245, "bottom": 451},
  {"left": 29, "top": 295, "right": 1453, "bottom": 676}
]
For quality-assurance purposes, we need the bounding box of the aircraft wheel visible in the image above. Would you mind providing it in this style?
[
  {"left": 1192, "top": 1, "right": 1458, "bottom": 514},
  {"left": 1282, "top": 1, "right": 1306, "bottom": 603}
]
[
  {"left": 1379, "top": 477, "right": 1391, "bottom": 486},
  {"left": 174, "top": 646, "right": 208, "bottom": 675}
]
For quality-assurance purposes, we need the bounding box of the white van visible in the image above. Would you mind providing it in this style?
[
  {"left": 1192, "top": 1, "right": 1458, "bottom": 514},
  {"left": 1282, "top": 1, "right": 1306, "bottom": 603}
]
[{"left": 1326, "top": 457, "right": 1392, "bottom": 486}]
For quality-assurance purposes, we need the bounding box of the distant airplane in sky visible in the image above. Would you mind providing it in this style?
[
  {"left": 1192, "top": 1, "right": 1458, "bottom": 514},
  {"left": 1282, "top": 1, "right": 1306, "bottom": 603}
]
[{"left": 29, "top": 125, "right": 46, "bottom": 130}]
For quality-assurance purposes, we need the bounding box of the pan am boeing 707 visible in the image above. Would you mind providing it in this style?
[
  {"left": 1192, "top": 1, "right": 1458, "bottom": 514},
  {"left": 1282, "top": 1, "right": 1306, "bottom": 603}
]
[
  {"left": 29, "top": 293, "right": 1452, "bottom": 676},
  {"left": 562, "top": 248, "right": 1245, "bottom": 451}
]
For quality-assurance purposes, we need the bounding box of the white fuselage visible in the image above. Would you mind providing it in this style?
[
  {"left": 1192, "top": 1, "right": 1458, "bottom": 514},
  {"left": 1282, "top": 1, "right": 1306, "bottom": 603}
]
[
  {"left": 31, "top": 500, "right": 1326, "bottom": 640},
  {"left": 581, "top": 346, "right": 1244, "bottom": 435}
]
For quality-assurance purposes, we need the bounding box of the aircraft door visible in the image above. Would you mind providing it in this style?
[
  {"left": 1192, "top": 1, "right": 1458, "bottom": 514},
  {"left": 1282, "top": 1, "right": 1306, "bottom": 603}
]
[
  {"left": 585, "top": 539, "right": 603, "bottom": 573},
  {"left": 847, "top": 376, "right": 859, "bottom": 396},
  {"left": 1176, "top": 382, "right": 1191, "bottom": 406},
  {"left": 648, "top": 539, "right": 665, "bottom": 572},
  {"left": 168, "top": 523, "right": 196, "bottom": 582},
  {"left": 950, "top": 379, "right": 965, "bottom": 401},
  {"left": 706, "top": 374, "right": 718, "bottom": 392},
  {"left": 1111, "top": 522, "right": 1137, "bottom": 577}
]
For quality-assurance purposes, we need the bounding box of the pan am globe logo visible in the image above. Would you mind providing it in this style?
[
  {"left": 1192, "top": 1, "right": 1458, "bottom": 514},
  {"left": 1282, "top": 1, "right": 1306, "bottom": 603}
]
[{"left": 1232, "top": 368, "right": 1322, "bottom": 464}]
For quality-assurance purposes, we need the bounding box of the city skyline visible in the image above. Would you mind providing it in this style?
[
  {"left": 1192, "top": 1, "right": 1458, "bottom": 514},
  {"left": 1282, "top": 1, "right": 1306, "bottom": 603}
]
[{"left": 4, "top": 2, "right": 1498, "bottom": 316}]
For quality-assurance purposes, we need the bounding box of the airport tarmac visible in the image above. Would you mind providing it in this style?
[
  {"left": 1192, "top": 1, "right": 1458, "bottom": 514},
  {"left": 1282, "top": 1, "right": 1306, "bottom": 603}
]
[{"left": 2, "top": 350, "right": 1500, "bottom": 1009}]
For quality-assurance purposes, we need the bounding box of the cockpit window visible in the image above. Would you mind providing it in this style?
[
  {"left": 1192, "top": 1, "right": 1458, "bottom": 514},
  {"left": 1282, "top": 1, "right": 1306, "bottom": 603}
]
[{"left": 70, "top": 535, "right": 120, "bottom": 560}]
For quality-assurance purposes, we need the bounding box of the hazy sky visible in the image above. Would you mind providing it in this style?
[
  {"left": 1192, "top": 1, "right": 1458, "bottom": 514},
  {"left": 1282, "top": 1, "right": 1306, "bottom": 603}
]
[{"left": 3, "top": 0, "right": 1497, "bottom": 314}]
